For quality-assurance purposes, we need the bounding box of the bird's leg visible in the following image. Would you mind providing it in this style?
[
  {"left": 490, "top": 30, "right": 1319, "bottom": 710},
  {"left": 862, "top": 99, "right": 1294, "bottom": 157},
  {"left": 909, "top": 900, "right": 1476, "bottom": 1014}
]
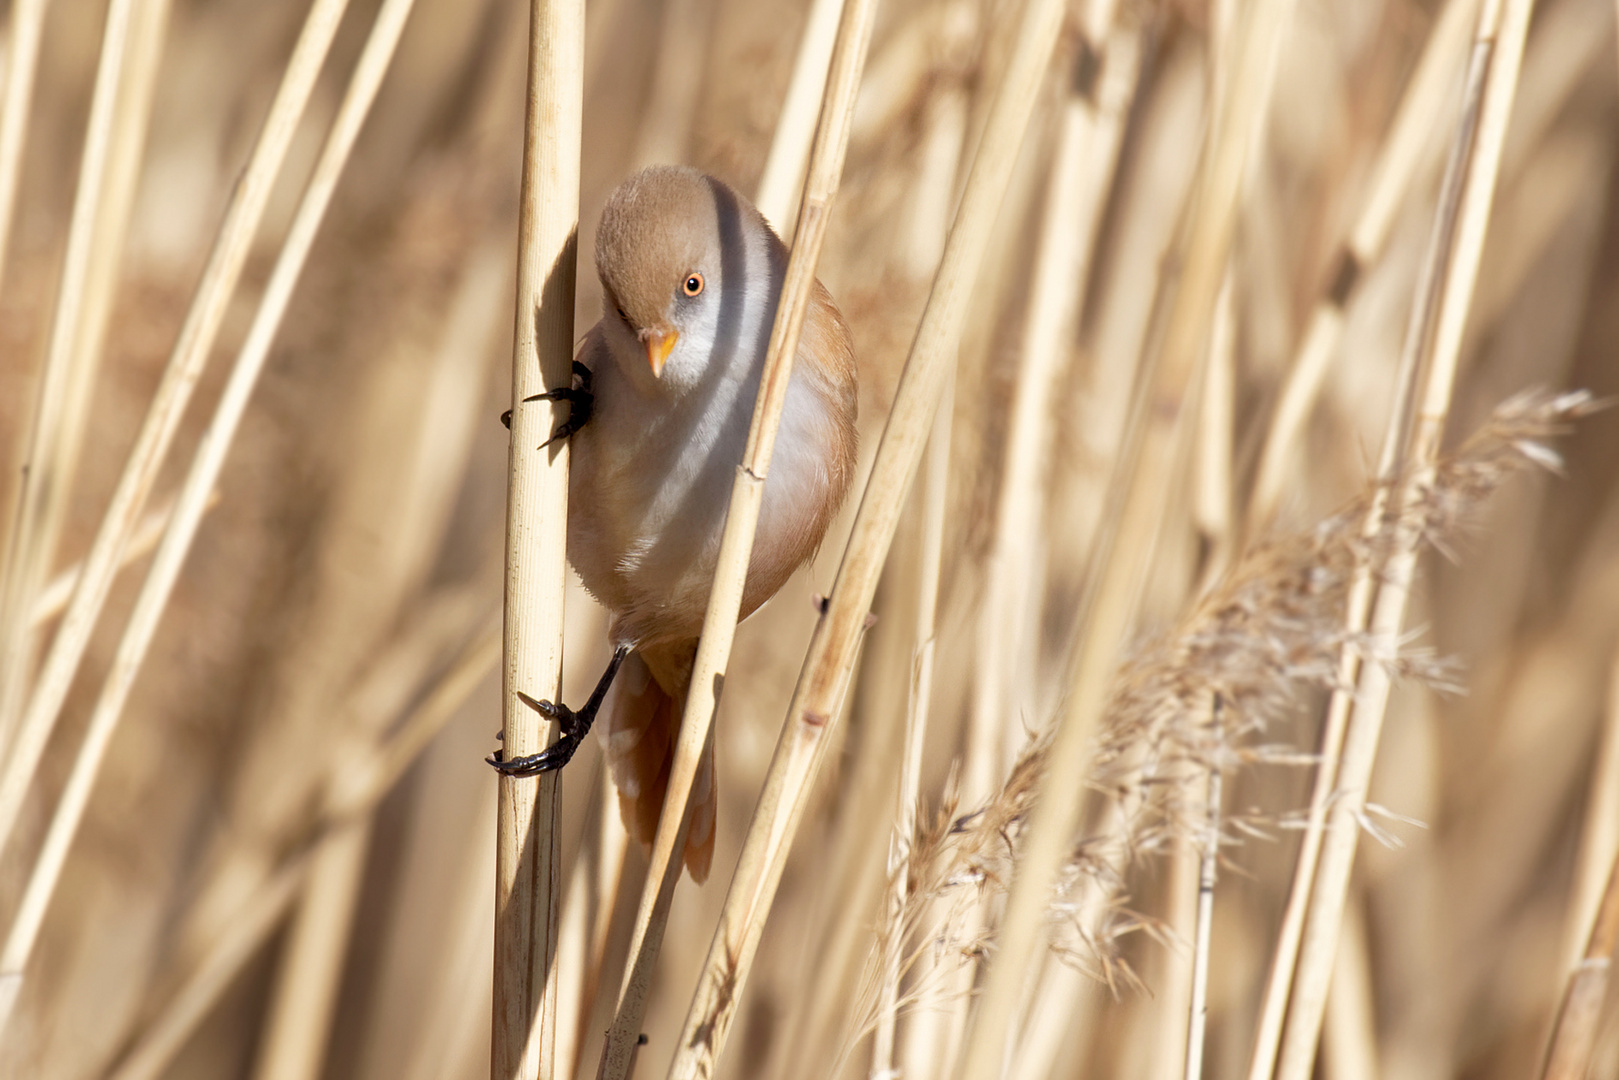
[
  {"left": 488, "top": 644, "right": 631, "bottom": 775},
  {"left": 499, "top": 360, "right": 594, "bottom": 446}
]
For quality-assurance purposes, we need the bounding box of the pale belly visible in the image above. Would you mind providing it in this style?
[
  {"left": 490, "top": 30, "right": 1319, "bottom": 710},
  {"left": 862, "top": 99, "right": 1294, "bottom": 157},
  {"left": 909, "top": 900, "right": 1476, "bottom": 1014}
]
[{"left": 565, "top": 377, "right": 834, "bottom": 649}]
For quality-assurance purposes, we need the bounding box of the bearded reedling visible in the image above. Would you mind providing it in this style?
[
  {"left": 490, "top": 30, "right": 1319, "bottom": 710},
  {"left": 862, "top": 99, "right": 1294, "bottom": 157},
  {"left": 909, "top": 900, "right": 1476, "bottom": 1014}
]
[{"left": 492, "top": 166, "right": 858, "bottom": 880}]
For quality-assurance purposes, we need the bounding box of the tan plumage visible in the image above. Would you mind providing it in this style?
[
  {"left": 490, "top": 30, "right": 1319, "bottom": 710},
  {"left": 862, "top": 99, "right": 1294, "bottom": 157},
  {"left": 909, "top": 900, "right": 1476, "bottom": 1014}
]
[{"left": 566, "top": 166, "right": 858, "bottom": 881}]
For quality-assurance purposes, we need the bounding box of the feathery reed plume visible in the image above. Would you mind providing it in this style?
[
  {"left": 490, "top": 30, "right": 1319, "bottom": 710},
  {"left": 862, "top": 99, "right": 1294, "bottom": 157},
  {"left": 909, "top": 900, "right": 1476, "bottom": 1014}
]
[{"left": 851, "top": 390, "right": 1591, "bottom": 1055}]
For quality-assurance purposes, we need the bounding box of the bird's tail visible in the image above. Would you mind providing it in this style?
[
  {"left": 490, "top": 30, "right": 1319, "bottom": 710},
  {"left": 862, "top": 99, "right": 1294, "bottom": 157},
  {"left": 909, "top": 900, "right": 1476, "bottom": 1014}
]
[{"left": 595, "top": 643, "right": 715, "bottom": 882}]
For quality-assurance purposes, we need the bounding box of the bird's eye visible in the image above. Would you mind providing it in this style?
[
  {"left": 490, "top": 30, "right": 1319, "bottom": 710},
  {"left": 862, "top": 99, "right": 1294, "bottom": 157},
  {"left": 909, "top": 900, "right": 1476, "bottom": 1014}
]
[
  {"left": 615, "top": 305, "right": 629, "bottom": 321},
  {"left": 682, "top": 273, "right": 704, "bottom": 297}
]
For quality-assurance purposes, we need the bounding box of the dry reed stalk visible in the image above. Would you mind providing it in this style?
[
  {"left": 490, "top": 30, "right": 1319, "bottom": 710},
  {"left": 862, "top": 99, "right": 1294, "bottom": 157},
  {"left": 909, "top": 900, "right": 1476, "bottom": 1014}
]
[
  {"left": 552, "top": 767, "right": 603, "bottom": 1080},
  {"left": 251, "top": 815, "right": 373, "bottom": 1080},
  {"left": 969, "top": 0, "right": 1123, "bottom": 836},
  {"left": 1183, "top": 749, "right": 1222, "bottom": 1080},
  {"left": 953, "top": 0, "right": 1299, "bottom": 1070},
  {"left": 104, "top": 617, "right": 499, "bottom": 1080},
  {"left": 0, "top": 0, "right": 169, "bottom": 755},
  {"left": 592, "top": 2, "right": 877, "bottom": 1075},
  {"left": 879, "top": 54, "right": 971, "bottom": 1080},
  {"left": 1193, "top": 274, "right": 1235, "bottom": 582},
  {"left": 1244, "top": 12, "right": 1502, "bottom": 1076},
  {"left": 1539, "top": 853, "right": 1619, "bottom": 1080},
  {"left": 1246, "top": 0, "right": 1479, "bottom": 534},
  {"left": 918, "top": 15, "right": 1135, "bottom": 1074},
  {"left": 756, "top": 0, "right": 845, "bottom": 233},
  {"left": 574, "top": 771, "right": 628, "bottom": 1074},
  {"left": 104, "top": 860, "right": 309, "bottom": 1080},
  {"left": 665, "top": 0, "right": 1068, "bottom": 1072},
  {"left": 628, "top": 0, "right": 708, "bottom": 168},
  {"left": 28, "top": 492, "right": 217, "bottom": 627},
  {"left": 0, "top": 0, "right": 418, "bottom": 1038},
  {"left": 1563, "top": 647, "right": 1619, "bottom": 969},
  {"left": 1323, "top": 897, "right": 1377, "bottom": 1080},
  {"left": 1272, "top": 4, "right": 1540, "bottom": 1075},
  {"left": 868, "top": 373, "right": 952, "bottom": 1080},
  {"left": 493, "top": 0, "right": 583, "bottom": 1075},
  {"left": 400, "top": 788, "right": 500, "bottom": 1080},
  {"left": 0, "top": 0, "right": 352, "bottom": 862},
  {"left": 0, "top": 0, "right": 48, "bottom": 295}
]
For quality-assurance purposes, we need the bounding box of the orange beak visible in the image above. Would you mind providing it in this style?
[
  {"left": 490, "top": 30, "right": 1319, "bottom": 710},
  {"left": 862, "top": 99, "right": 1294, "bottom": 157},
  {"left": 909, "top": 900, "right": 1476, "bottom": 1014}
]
[{"left": 642, "top": 328, "right": 678, "bottom": 378}]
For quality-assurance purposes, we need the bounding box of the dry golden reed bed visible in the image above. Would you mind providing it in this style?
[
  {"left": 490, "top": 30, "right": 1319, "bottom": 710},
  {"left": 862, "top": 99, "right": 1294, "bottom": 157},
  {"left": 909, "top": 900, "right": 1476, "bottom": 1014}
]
[{"left": 0, "top": 0, "right": 1617, "bottom": 1078}]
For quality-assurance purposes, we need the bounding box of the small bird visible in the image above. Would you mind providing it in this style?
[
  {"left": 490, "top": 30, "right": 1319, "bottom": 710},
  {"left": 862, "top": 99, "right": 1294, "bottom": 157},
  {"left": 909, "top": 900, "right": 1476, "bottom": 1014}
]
[{"left": 492, "top": 166, "right": 859, "bottom": 882}]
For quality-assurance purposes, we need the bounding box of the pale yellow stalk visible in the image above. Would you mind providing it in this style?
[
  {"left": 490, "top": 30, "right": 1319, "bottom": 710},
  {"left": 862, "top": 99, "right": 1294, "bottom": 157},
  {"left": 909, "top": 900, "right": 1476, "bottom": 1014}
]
[
  {"left": 756, "top": 0, "right": 846, "bottom": 234},
  {"left": 251, "top": 816, "right": 373, "bottom": 1080},
  {"left": 0, "top": 0, "right": 48, "bottom": 294},
  {"left": 1247, "top": 0, "right": 1480, "bottom": 532},
  {"left": 1242, "top": 18, "right": 1501, "bottom": 1075},
  {"left": 1183, "top": 758, "right": 1223, "bottom": 1080},
  {"left": 1563, "top": 647, "right": 1619, "bottom": 969},
  {"left": 1539, "top": 854, "right": 1619, "bottom": 1080},
  {"left": 1273, "top": 1, "right": 1537, "bottom": 1075},
  {"left": 0, "top": 0, "right": 352, "bottom": 863},
  {"left": 0, "top": 0, "right": 418, "bottom": 1038},
  {"left": 0, "top": 0, "right": 169, "bottom": 754},
  {"left": 664, "top": 0, "right": 1068, "bottom": 1073},
  {"left": 493, "top": 0, "right": 584, "bottom": 1076},
  {"left": 953, "top": 0, "right": 1298, "bottom": 1071},
  {"left": 870, "top": 373, "right": 952, "bottom": 1079},
  {"left": 105, "top": 619, "right": 498, "bottom": 1080},
  {"left": 28, "top": 494, "right": 218, "bottom": 628},
  {"left": 593, "top": 2, "right": 877, "bottom": 1075}
]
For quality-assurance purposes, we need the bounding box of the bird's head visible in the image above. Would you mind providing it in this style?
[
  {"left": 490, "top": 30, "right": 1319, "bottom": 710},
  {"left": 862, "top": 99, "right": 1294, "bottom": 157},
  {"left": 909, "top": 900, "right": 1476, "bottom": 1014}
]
[{"left": 595, "top": 165, "right": 754, "bottom": 395}]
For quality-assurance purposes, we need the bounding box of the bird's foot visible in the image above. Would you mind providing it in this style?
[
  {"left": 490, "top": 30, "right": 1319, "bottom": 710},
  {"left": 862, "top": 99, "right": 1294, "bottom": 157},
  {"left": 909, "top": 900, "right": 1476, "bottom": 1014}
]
[
  {"left": 488, "top": 645, "right": 629, "bottom": 776},
  {"left": 487, "top": 692, "right": 590, "bottom": 775},
  {"left": 500, "top": 361, "right": 593, "bottom": 446}
]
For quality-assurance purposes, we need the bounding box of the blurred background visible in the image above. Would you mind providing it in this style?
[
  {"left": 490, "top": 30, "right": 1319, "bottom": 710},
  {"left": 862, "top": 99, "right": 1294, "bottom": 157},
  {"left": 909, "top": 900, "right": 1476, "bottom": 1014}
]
[{"left": 0, "top": 0, "right": 1617, "bottom": 1077}]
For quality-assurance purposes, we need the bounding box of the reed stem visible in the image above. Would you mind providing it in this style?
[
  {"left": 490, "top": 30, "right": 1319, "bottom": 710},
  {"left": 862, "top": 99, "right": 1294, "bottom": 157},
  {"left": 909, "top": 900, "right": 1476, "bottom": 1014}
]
[
  {"left": 0, "top": 0, "right": 352, "bottom": 867},
  {"left": 0, "top": 0, "right": 418, "bottom": 1039},
  {"left": 592, "top": 1, "right": 877, "bottom": 1076},
  {"left": 664, "top": 0, "right": 1068, "bottom": 1073},
  {"left": 493, "top": 0, "right": 584, "bottom": 1074},
  {"left": 1272, "top": 2, "right": 1537, "bottom": 1075}
]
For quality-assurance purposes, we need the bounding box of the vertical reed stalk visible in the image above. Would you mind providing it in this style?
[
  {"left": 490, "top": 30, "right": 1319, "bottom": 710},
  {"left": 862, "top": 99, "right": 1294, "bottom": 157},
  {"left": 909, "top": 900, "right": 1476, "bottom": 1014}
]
[
  {"left": 29, "top": 494, "right": 217, "bottom": 628},
  {"left": 0, "top": 0, "right": 418, "bottom": 1039},
  {"left": 102, "top": 617, "right": 497, "bottom": 1080},
  {"left": 954, "top": 0, "right": 1298, "bottom": 1072},
  {"left": 105, "top": 862, "right": 309, "bottom": 1080},
  {"left": 0, "top": 0, "right": 168, "bottom": 755},
  {"left": 1272, "top": 2, "right": 1536, "bottom": 1076},
  {"left": 493, "top": 0, "right": 583, "bottom": 1075},
  {"left": 968, "top": 0, "right": 1123, "bottom": 820},
  {"left": 1563, "top": 650, "right": 1619, "bottom": 968},
  {"left": 592, "top": 3, "right": 876, "bottom": 1076},
  {"left": 756, "top": 0, "right": 845, "bottom": 234},
  {"left": 251, "top": 816, "right": 373, "bottom": 1080},
  {"left": 1242, "top": 18, "right": 1496, "bottom": 1076},
  {"left": 0, "top": 0, "right": 352, "bottom": 863},
  {"left": 1246, "top": 0, "right": 1480, "bottom": 533},
  {"left": 665, "top": 0, "right": 1068, "bottom": 1074},
  {"left": 0, "top": 0, "right": 48, "bottom": 296},
  {"left": 1183, "top": 736, "right": 1222, "bottom": 1080},
  {"left": 1539, "top": 854, "right": 1619, "bottom": 1080},
  {"left": 869, "top": 373, "right": 952, "bottom": 1080}
]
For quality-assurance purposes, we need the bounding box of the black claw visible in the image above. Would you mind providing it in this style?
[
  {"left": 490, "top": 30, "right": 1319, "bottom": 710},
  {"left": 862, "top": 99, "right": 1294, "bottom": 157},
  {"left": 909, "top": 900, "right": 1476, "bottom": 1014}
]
[
  {"left": 502, "top": 362, "right": 594, "bottom": 443},
  {"left": 487, "top": 734, "right": 581, "bottom": 775},
  {"left": 488, "top": 645, "right": 632, "bottom": 777}
]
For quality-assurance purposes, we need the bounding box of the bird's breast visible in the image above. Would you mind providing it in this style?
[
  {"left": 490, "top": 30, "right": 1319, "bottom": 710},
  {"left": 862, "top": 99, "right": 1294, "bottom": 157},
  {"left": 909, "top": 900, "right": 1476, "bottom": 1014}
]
[{"left": 566, "top": 332, "right": 850, "bottom": 647}]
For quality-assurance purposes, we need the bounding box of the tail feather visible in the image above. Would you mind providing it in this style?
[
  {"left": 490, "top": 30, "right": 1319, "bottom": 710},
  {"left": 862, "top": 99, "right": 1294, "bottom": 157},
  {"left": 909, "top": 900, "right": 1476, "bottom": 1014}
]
[{"left": 596, "top": 643, "right": 715, "bottom": 882}]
